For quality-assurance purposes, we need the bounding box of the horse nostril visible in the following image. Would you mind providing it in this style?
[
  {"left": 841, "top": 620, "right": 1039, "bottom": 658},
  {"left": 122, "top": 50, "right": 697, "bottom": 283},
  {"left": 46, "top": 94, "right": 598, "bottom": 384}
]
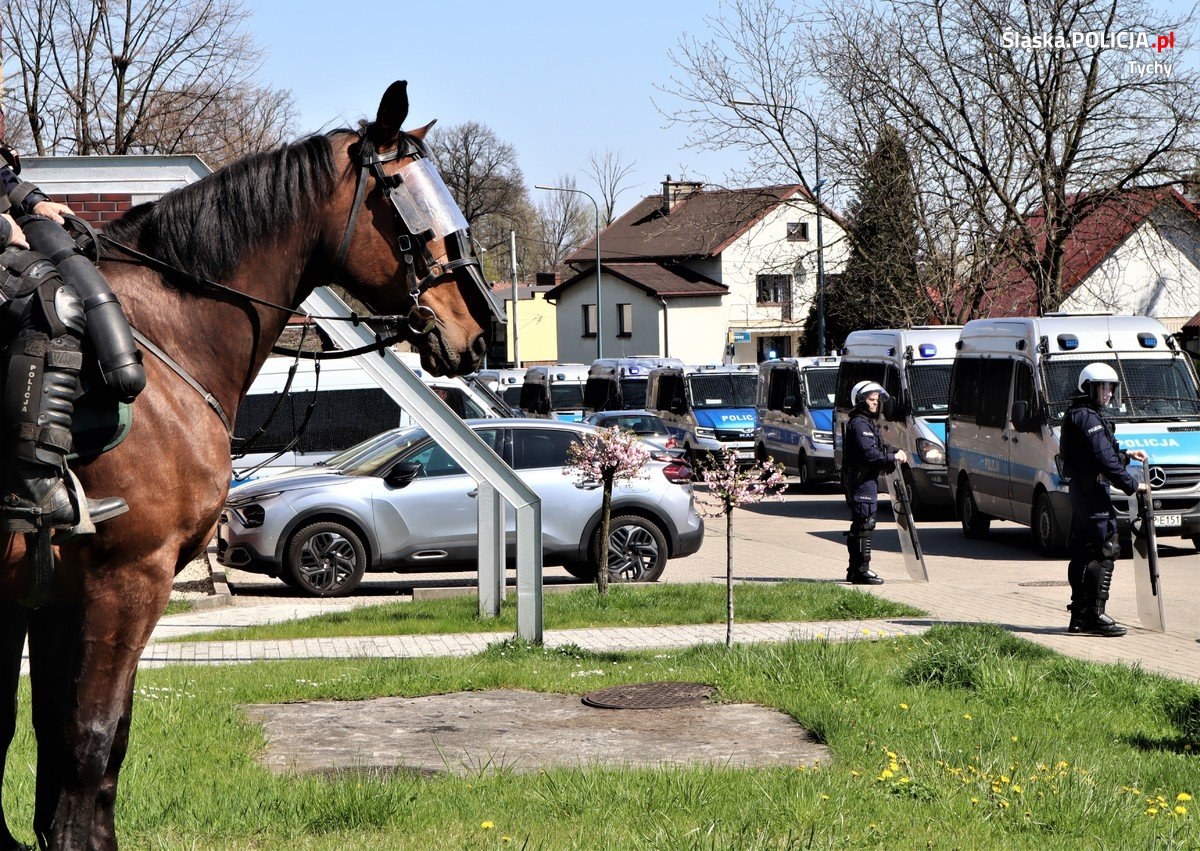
[{"left": 470, "top": 333, "right": 488, "bottom": 359}]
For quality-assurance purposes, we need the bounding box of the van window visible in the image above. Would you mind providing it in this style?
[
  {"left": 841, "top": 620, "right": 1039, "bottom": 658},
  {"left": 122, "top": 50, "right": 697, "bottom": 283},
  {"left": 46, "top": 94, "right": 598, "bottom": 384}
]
[
  {"left": 502, "top": 385, "right": 523, "bottom": 408},
  {"left": 688, "top": 373, "right": 757, "bottom": 408},
  {"left": 550, "top": 383, "right": 586, "bottom": 410},
  {"left": 766, "top": 367, "right": 800, "bottom": 411},
  {"left": 293, "top": 388, "right": 402, "bottom": 453},
  {"left": 1118, "top": 358, "right": 1200, "bottom": 419},
  {"left": 976, "top": 361, "right": 1014, "bottom": 428},
  {"left": 1012, "top": 363, "right": 1036, "bottom": 420},
  {"left": 803, "top": 367, "right": 838, "bottom": 409},
  {"left": 619, "top": 378, "right": 648, "bottom": 409},
  {"left": 835, "top": 362, "right": 888, "bottom": 409},
  {"left": 655, "top": 373, "right": 688, "bottom": 409},
  {"left": 584, "top": 378, "right": 616, "bottom": 411},
  {"left": 949, "top": 358, "right": 983, "bottom": 421},
  {"left": 906, "top": 363, "right": 952, "bottom": 415},
  {"left": 519, "top": 382, "right": 549, "bottom": 414},
  {"left": 438, "top": 388, "right": 487, "bottom": 419},
  {"left": 1043, "top": 359, "right": 1099, "bottom": 421}
]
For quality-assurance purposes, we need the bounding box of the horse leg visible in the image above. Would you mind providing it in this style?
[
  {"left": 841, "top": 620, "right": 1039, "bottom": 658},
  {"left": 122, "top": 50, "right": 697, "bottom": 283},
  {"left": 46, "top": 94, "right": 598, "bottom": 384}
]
[
  {"left": 40, "top": 568, "right": 170, "bottom": 851},
  {"left": 0, "top": 601, "right": 30, "bottom": 851}
]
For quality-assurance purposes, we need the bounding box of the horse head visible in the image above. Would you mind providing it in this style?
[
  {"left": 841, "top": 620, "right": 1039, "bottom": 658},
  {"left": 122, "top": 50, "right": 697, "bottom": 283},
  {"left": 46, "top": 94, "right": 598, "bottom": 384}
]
[{"left": 324, "top": 80, "right": 498, "bottom": 376}]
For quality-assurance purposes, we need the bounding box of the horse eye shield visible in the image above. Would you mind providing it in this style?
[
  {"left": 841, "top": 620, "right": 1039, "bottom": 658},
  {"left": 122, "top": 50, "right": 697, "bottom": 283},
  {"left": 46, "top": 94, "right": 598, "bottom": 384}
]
[{"left": 388, "top": 158, "right": 469, "bottom": 240}]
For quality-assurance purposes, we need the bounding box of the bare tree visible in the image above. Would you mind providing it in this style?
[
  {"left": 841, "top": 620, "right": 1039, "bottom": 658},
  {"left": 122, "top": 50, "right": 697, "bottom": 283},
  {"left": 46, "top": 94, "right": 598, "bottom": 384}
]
[
  {"left": 428, "top": 121, "right": 526, "bottom": 226},
  {"left": 533, "top": 174, "right": 592, "bottom": 272},
  {"left": 3, "top": 0, "right": 294, "bottom": 159},
  {"left": 585, "top": 149, "right": 637, "bottom": 225},
  {"left": 663, "top": 0, "right": 1200, "bottom": 319}
]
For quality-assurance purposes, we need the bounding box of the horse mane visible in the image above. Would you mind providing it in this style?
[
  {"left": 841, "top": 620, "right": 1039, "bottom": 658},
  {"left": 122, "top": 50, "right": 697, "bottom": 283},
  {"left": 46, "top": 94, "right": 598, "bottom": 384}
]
[{"left": 104, "top": 130, "right": 354, "bottom": 286}]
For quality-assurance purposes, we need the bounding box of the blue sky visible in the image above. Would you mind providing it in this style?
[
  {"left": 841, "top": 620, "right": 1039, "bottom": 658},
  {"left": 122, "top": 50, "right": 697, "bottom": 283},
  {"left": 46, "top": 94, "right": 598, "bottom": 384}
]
[{"left": 247, "top": 0, "right": 742, "bottom": 216}]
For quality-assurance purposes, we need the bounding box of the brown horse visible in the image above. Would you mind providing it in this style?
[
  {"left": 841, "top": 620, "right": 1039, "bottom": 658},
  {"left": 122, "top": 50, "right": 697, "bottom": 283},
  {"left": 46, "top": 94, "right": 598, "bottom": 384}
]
[{"left": 0, "top": 80, "right": 494, "bottom": 849}]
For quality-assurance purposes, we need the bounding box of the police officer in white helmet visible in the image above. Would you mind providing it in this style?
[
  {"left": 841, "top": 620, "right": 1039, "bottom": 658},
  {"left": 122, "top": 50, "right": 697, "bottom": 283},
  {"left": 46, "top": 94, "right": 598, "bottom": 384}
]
[
  {"left": 1059, "top": 363, "right": 1147, "bottom": 636},
  {"left": 841, "top": 380, "right": 908, "bottom": 584}
]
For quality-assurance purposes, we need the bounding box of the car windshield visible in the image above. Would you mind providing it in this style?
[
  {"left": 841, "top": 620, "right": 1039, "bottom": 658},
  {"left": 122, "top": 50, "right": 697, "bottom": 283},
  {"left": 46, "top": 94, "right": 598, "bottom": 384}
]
[
  {"left": 802, "top": 368, "right": 838, "bottom": 410},
  {"left": 1044, "top": 356, "right": 1200, "bottom": 422},
  {"left": 599, "top": 415, "right": 669, "bottom": 436},
  {"left": 550, "top": 383, "right": 586, "bottom": 410},
  {"left": 340, "top": 428, "right": 432, "bottom": 476},
  {"left": 906, "top": 363, "right": 952, "bottom": 415},
  {"left": 686, "top": 373, "right": 757, "bottom": 408}
]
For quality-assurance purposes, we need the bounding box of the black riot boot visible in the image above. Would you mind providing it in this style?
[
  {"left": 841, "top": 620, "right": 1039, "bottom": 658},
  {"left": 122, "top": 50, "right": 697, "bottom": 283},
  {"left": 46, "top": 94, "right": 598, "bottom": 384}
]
[
  {"left": 1069, "top": 556, "right": 1126, "bottom": 637},
  {"left": 1, "top": 332, "right": 126, "bottom": 533},
  {"left": 846, "top": 522, "right": 884, "bottom": 585}
]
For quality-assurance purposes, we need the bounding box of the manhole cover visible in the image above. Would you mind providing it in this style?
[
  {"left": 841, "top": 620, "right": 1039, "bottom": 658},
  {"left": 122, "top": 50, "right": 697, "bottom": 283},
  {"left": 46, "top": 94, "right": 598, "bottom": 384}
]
[
  {"left": 1018, "top": 580, "right": 1071, "bottom": 587},
  {"left": 582, "top": 681, "right": 716, "bottom": 710}
]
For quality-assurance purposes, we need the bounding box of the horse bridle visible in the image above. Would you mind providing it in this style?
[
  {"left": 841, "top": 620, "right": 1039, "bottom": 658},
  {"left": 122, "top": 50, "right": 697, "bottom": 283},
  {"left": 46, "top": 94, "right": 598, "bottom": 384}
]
[{"left": 334, "top": 132, "right": 503, "bottom": 335}]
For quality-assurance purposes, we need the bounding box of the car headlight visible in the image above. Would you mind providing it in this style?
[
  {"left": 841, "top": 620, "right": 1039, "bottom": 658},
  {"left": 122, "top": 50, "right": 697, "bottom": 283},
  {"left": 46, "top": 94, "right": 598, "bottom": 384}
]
[
  {"left": 695, "top": 427, "right": 716, "bottom": 439},
  {"left": 915, "top": 438, "right": 945, "bottom": 466},
  {"left": 812, "top": 430, "right": 834, "bottom": 444},
  {"left": 225, "top": 491, "right": 282, "bottom": 528}
]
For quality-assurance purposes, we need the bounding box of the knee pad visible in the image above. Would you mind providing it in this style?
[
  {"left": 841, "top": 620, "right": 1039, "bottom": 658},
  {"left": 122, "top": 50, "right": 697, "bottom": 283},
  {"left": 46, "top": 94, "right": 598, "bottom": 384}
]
[
  {"left": 1101, "top": 535, "right": 1120, "bottom": 561},
  {"left": 863, "top": 516, "right": 877, "bottom": 532}
]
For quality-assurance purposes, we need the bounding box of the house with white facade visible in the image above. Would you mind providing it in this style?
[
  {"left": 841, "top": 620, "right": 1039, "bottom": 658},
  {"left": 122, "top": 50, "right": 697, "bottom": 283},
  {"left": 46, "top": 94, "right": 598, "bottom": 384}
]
[
  {"left": 544, "top": 178, "right": 848, "bottom": 365},
  {"left": 971, "top": 188, "right": 1200, "bottom": 334}
]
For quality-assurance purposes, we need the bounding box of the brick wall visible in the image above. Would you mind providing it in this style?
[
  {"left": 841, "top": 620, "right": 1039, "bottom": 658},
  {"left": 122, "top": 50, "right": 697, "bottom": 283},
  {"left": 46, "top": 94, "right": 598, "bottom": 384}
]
[{"left": 56, "top": 193, "right": 136, "bottom": 229}]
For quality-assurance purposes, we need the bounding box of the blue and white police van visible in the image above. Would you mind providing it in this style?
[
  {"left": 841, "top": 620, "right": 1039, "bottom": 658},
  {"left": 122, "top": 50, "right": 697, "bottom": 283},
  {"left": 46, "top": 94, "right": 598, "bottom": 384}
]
[
  {"left": 754, "top": 356, "right": 840, "bottom": 486},
  {"left": 582, "top": 356, "right": 684, "bottom": 413},
  {"left": 477, "top": 367, "right": 525, "bottom": 410},
  {"left": 947, "top": 313, "right": 1200, "bottom": 555},
  {"left": 834, "top": 326, "right": 963, "bottom": 516},
  {"left": 518, "top": 363, "right": 590, "bottom": 421},
  {"left": 646, "top": 363, "right": 758, "bottom": 465}
]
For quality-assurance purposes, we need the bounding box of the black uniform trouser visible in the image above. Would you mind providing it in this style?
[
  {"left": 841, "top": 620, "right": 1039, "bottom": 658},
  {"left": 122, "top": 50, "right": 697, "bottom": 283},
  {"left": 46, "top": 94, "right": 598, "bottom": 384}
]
[
  {"left": 844, "top": 476, "right": 878, "bottom": 574},
  {"left": 1067, "top": 484, "right": 1120, "bottom": 617}
]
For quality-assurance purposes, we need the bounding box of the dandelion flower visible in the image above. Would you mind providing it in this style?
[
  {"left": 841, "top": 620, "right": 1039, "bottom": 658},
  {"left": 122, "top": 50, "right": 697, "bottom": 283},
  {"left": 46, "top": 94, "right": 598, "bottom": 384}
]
[
  {"left": 963, "top": 713, "right": 973, "bottom": 720},
  {"left": 1178, "top": 793, "right": 1193, "bottom": 802},
  {"left": 1146, "top": 807, "right": 1159, "bottom": 816},
  {"left": 851, "top": 770, "right": 861, "bottom": 777},
  {"left": 899, "top": 703, "right": 909, "bottom": 710},
  {"left": 481, "top": 821, "right": 495, "bottom": 830},
  {"left": 1011, "top": 736, "right": 1018, "bottom": 743},
  {"left": 1175, "top": 805, "right": 1188, "bottom": 816},
  {"left": 821, "top": 794, "right": 830, "bottom": 801}
]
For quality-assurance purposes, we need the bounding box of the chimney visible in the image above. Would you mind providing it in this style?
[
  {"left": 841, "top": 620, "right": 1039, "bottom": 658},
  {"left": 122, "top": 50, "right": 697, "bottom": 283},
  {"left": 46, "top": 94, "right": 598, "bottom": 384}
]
[{"left": 661, "top": 175, "right": 703, "bottom": 214}]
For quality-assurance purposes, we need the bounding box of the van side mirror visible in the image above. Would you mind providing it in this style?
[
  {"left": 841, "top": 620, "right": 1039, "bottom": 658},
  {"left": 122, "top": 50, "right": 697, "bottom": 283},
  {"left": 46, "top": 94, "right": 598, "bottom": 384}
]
[
  {"left": 1011, "top": 401, "right": 1040, "bottom": 432},
  {"left": 384, "top": 460, "right": 422, "bottom": 488},
  {"left": 781, "top": 395, "right": 799, "bottom": 416},
  {"left": 881, "top": 396, "right": 899, "bottom": 421},
  {"left": 669, "top": 398, "right": 687, "bottom": 415}
]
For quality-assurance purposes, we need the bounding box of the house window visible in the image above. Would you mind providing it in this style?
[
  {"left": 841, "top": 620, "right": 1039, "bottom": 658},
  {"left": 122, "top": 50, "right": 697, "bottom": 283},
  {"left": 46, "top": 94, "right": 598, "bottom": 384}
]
[
  {"left": 787, "top": 222, "right": 809, "bottom": 241},
  {"left": 756, "top": 274, "right": 792, "bottom": 305},
  {"left": 617, "top": 303, "right": 633, "bottom": 337},
  {"left": 582, "top": 303, "right": 597, "bottom": 337}
]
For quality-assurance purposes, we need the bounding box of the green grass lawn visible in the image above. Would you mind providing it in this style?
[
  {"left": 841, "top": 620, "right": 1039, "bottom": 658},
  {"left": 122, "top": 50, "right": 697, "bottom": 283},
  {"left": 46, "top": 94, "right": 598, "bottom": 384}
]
[
  {"left": 6, "top": 624, "right": 1195, "bottom": 849},
  {"left": 177, "top": 581, "right": 925, "bottom": 642}
]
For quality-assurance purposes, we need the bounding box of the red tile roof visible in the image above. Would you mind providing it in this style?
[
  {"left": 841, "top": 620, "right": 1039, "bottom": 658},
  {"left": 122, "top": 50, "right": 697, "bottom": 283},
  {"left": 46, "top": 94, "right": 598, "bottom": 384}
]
[
  {"left": 971, "top": 188, "right": 1200, "bottom": 316},
  {"left": 566, "top": 184, "right": 808, "bottom": 264}
]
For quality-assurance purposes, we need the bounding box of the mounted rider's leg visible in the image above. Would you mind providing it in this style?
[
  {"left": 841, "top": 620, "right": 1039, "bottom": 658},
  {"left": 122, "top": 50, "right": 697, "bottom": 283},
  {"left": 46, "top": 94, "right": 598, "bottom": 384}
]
[{"left": 0, "top": 254, "right": 126, "bottom": 532}]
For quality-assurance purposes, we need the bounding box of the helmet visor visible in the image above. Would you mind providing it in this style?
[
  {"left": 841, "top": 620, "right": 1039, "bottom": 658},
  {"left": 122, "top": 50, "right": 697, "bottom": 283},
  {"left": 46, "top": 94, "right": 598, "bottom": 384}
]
[{"left": 388, "top": 158, "right": 469, "bottom": 239}]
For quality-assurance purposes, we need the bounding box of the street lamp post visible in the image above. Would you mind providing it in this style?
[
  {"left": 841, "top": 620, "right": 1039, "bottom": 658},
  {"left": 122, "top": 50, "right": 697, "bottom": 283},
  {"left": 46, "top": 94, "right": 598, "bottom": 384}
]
[
  {"left": 536, "top": 184, "right": 603, "bottom": 360},
  {"left": 728, "top": 99, "right": 827, "bottom": 356}
]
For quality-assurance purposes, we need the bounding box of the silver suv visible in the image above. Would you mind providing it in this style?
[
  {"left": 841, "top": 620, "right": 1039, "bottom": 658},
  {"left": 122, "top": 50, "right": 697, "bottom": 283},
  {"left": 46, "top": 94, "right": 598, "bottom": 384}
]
[{"left": 217, "top": 419, "right": 704, "bottom": 596}]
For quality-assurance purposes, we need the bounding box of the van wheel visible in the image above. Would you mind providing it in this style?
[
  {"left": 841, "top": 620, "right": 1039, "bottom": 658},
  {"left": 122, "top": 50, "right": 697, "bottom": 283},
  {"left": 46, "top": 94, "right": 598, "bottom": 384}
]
[
  {"left": 797, "top": 451, "right": 811, "bottom": 490},
  {"left": 902, "top": 466, "right": 930, "bottom": 521},
  {"left": 1033, "top": 493, "right": 1065, "bottom": 557},
  {"left": 957, "top": 478, "right": 991, "bottom": 539},
  {"left": 285, "top": 521, "right": 367, "bottom": 597}
]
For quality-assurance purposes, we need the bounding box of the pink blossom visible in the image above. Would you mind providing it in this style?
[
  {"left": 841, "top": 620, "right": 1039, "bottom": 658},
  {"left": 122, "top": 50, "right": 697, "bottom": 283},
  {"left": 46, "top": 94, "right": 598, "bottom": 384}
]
[
  {"left": 694, "top": 450, "right": 786, "bottom": 518},
  {"left": 563, "top": 426, "right": 652, "bottom": 485}
]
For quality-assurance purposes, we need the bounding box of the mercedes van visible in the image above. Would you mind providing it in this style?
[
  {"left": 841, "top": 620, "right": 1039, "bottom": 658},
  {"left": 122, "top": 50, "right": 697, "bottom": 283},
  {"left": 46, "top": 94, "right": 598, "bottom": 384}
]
[
  {"left": 232, "top": 355, "right": 511, "bottom": 481},
  {"left": 947, "top": 313, "right": 1200, "bottom": 554},
  {"left": 518, "top": 363, "right": 590, "bottom": 421},
  {"left": 646, "top": 363, "right": 758, "bottom": 465},
  {"left": 477, "top": 368, "right": 525, "bottom": 411},
  {"left": 582, "top": 357, "right": 684, "bottom": 413},
  {"left": 754, "top": 356, "right": 840, "bottom": 486},
  {"left": 834, "top": 326, "right": 963, "bottom": 516}
]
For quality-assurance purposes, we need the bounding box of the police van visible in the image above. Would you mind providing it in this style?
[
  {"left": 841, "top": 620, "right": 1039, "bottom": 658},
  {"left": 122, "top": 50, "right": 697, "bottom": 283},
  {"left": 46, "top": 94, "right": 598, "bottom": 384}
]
[
  {"left": 834, "top": 326, "right": 962, "bottom": 516},
  {"left": 232, "top": 355, "right": 512, "bottom": 481},
  {"left": 477, "top": 368, "right": 525, "bottom": 410},
  {"left": 646, "top": 363, "right": 758, "bottom": 464},
  {"left": 947, "top": 313, "right": 1200, "bottom": 555},
  {"left": 582, "top": 356, "right": 684, "bottom": 413},
  {"left": 518, "top": 363, "right": 590, "bottom": 421},
  {"left": 754, "top": 356, "right": 840, "bottom": 486}
]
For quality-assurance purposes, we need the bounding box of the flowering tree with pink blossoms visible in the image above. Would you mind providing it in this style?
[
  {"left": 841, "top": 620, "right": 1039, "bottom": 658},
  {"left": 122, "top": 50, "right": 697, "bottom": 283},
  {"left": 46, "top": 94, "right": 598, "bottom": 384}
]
[
  {"left": 695, "top": 451, "right": 787, "bottom": 648},
  {"left": 565, "top": 427, "right": 652, "bottom": 594}
]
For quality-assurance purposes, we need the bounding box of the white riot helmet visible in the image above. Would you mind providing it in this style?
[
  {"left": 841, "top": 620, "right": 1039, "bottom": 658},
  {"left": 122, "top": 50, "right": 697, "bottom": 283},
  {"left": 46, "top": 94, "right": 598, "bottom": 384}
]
[
  {"left": 851, "top": 380, "right": 888, "bottom": 407},
  {"left": 1078, "top": 362, "right": 1121, "bottom": 407}
]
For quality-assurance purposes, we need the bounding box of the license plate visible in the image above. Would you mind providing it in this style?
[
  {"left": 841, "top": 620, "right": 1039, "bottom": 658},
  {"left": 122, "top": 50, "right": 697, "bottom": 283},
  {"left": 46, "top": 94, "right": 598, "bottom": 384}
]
[
  {"left": 736, "top": 449, "right": 754, "bottom": 459},
  {"left": 1152, "top": 514, "right": 1182, "bottom": 529}
]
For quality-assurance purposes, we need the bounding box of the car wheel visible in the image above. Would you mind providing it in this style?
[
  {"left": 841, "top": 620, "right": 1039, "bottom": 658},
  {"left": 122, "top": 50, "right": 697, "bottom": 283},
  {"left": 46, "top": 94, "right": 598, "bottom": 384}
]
[
  {"left": 1032, "top": 492, "right": 1065, "bottom": 557},
  {"left": 593, "top": 514, "right": 668, "bottom": 582},
  {"left": 902, "top": 466, "right": 933, "bottom": 522},
  {"left": 1192, "top": 535, "right": 1200, "bottom": 552},
  {"left": 797, "top": 450, "right": 811, "bottom": 490},
  {"left": 285, "top": 521, "right": 367, "bottom": 597},
  {"left": 957, "top": 477, "right": 991, "bottom": 539}
]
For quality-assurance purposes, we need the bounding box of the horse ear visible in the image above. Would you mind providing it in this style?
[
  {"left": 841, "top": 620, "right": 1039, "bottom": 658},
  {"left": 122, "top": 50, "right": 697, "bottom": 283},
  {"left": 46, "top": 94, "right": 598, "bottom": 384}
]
[
  {"left": 408, "top": 119, "right": 437, "bottom": 141},
  {"left": 372, "top": 80, "right": 410, "bottom": 144}
]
